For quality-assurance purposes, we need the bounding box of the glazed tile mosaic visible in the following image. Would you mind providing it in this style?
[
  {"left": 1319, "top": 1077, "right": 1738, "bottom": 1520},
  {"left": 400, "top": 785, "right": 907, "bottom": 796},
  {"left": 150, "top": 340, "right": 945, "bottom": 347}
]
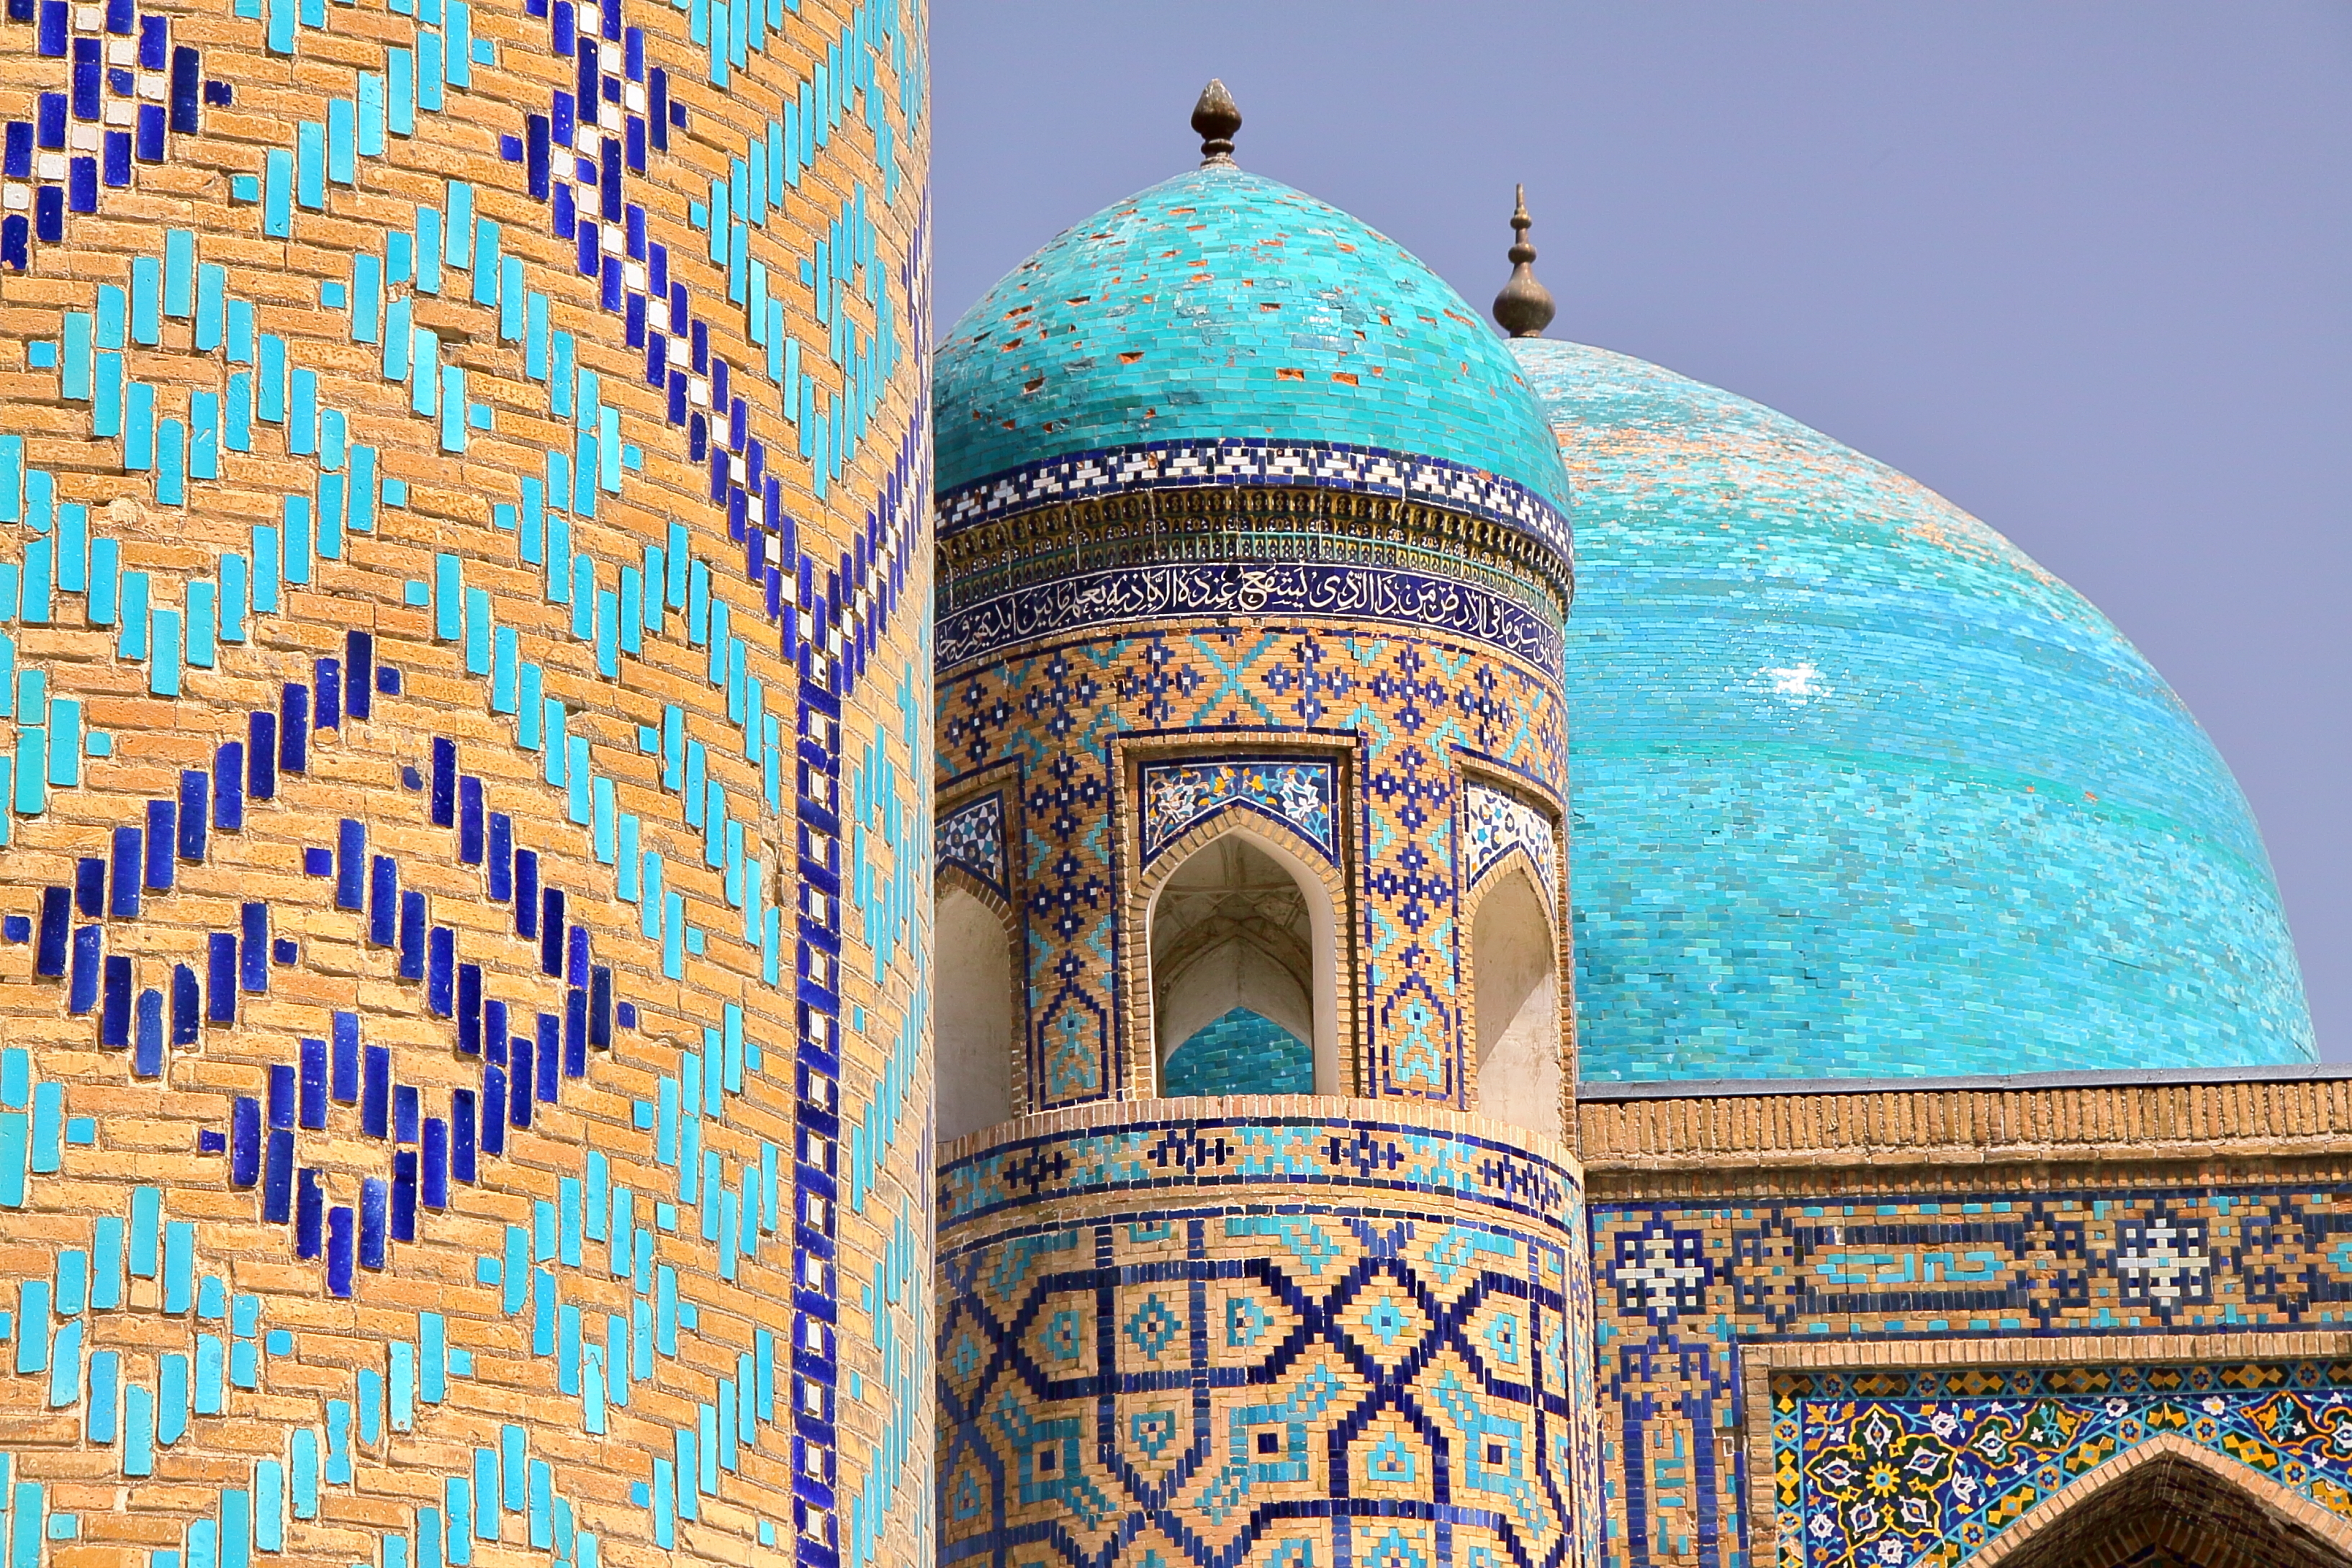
[
  {"left": 934, "top": 436, "right": 1572, "bottom": 562},
  {"left": 1774, "top": 1359, "right": 2352, "bottom": 1568},
  {"left": 930, "top": 168, "right": 1576, "bottom": 535},
  {"left": 940, "top": 626, "right": 1565, "bottom": 1109},
  {"left": 0, "top": 2, "right": 933, "bottom": 1568},
  {"left": 1138, "top": 757, "right": 1335, "bottom": 867},
  {"left": 6, "top": 13, "right": 2337, "bottom": 1568},
  {"left": 1518, "top": 340, "right": 2314, "bottom": 1081},
  {"left": 934, "top": 1105, "right": 1601, "bottom": 1568},
  {"left": 1589, "top": 1181, "right": 2352, "bottom": 1566},
  {"left": 937, "top": 559, "right": 1566, "bottom": 674},
  {"left": 1464, "top": 782, "right": 1556, "bottom": 907},
  {"left": 1160, "top": 1006, "right": 1312, "bottom": 1096},
  {"left": 937, "top": 788, "right": 1007, "bottom": 896}
]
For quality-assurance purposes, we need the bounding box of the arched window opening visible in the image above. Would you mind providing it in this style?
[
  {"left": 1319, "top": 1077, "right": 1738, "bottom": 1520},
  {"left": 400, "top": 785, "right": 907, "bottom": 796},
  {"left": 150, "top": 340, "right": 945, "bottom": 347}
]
[
  {"left": 935, "top": 886, "right": 1016, "bottom": 1143},
  {"left": 1148, "top": 831, "right": 1340, "bottom": 1096},
  {"left": 1472, "top": 868, "right": 1561, "bottom": 1137}
]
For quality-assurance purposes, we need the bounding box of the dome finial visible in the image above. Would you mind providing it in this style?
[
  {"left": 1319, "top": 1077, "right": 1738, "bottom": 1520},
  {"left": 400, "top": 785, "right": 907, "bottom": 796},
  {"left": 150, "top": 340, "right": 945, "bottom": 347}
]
[
  {"left": 1191, "top": 79, "right": 1241, "bottom": 168},
  {"left": 1492, "top": 184, "right": 1556, "bottom": 338}
]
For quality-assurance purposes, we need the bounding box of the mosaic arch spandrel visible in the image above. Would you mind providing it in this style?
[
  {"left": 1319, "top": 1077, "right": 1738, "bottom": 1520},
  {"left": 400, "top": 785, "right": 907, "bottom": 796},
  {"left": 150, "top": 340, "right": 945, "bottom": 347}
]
[
  {"left": 1963, "top": 1433, "right": 2352, "bottom": 1568},
  {"left": 1736, "top": 1334, "right": 2352, "bottom": 1568}
]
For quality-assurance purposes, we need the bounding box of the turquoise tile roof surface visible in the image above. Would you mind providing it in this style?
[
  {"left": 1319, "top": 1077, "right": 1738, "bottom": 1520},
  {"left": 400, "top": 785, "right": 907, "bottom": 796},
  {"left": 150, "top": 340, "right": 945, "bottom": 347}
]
[
  {"left": 1518, "top": 338, "right": 2316, "bottom": 1081},
  {"left": 934, "top": 166, "right": 1574, "bottom": 522}
]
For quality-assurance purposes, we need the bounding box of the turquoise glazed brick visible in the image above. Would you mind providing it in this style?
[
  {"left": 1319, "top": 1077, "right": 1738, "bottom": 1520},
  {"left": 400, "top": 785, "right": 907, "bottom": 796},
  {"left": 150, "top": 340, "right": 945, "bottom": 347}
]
[
  {"left": 1161, "top": 1007, "right": 1312, "bottom": 1097},
  {"left": 1518, "top": 340, "right": 2315, "bottom": 1080},
  {"left": 933, "top": 167, "right": 1573, "bottom": 522}
]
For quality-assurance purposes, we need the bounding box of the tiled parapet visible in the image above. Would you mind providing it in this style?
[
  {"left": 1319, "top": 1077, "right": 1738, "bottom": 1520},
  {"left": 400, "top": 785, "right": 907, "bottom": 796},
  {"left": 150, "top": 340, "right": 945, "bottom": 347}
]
[
  {"left": 0, "top": 4, "right": 931, "bottom": 1568},
  {"left": 934, "top": 1095, "right": 1603, "bottom": 1568}
]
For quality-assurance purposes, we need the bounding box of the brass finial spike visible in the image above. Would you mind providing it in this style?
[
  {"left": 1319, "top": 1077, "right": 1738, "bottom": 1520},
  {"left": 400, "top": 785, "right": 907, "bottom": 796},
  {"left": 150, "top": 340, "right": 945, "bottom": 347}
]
[
  {"left": 1492, "top": 184, "right": 1556, "bottom": 338},
  {"left": 1192, "top": 79, "right": 1241, "bottom": 168}
]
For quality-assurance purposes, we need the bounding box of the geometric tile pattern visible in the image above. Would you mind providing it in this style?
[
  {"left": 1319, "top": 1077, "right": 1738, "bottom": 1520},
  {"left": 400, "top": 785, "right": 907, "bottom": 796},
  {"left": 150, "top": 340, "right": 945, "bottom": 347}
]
[
  {"left": 1775, "top": 1359, "right": 2352, "bottom": 1568},
  {"left": 1592, "top": 1182, "right": 2352, "bottom": 1567},
  {"left": 0, "top": 9, "right": 931, "bottom": 1568},
  {"left": 936, "top": 1107, "right": 1601, "bottom": 1568},
  {"left": 938, "top": 623, "right": 1566, "bottom": 1109},
  {"left": 936, "top": 788, "right": 1006, "bottom": 896},
  {"left": 936, "top": 436, "right": 1572, "bottom": 564},
  {"left": 940, "top": 1104, "right": 1585, "bottom": 1232},
  {"left": 1138, "top": 756, "right": 1335, "bottom": 867},
  {"left": 0, "top": 0, "right": 218, "bottom": 268}
]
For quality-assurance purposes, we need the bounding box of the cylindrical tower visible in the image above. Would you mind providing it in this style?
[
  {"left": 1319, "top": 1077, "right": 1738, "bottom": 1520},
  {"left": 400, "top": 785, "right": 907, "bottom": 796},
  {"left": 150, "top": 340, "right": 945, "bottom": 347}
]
[
  {"left": 931, "top": 94, "right": 1600, "bottom": 1568},
  {"left": 0, "top": 6, "right": 933, "bottom": 1568}
]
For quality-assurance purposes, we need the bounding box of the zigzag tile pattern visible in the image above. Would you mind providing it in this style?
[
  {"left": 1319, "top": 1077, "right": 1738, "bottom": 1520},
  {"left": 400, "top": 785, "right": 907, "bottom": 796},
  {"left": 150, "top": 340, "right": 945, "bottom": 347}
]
[{"left": 0, "top": 2, "right": 932, "bottom": 1568}]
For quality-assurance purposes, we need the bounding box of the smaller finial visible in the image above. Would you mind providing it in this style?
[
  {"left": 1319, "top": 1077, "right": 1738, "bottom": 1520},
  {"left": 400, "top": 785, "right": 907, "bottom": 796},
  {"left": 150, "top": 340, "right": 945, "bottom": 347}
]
[
  {"left": 1192, "top": 79, "right": 1241, "bottom": 167},
  {"left": 1492, "top": 184, "right": 1556, "bottom": 338}
]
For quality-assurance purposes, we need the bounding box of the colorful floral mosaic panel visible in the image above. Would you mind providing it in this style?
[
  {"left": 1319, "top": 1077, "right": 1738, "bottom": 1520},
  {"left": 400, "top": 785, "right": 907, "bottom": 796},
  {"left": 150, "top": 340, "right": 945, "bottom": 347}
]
[
  {"left": 937, "top": 788, "right": 1006, "bottom": 896},
  {"left": 1139, "top": 756, "right": 1336, "bottom": 866},
  {"left": 1464, "top": 782, "right": 1555, "bottom": 906},
  {"left": 1590, "top": 1183, "right": 2352, "bottom": 1567},
  {"left": 1775, "top": 1360, "right": 2352, "bottom": 1568}
]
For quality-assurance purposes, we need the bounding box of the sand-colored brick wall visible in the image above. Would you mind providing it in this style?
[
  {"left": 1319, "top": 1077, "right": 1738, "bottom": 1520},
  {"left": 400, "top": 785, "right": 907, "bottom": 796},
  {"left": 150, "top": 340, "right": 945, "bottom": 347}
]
[{"left": 0, "top": 4, "right": 932, "bottom": 1568}]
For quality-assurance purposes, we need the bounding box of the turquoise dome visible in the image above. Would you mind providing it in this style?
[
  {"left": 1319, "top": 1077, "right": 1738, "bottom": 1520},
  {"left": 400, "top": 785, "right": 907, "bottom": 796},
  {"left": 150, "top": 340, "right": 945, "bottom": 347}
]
[
  {"left": 933, "top": 166, "right": 1574, "bottom": 546},
  {"left": 1517, "top": 339, "right": 2316, "bottom": 1081}
]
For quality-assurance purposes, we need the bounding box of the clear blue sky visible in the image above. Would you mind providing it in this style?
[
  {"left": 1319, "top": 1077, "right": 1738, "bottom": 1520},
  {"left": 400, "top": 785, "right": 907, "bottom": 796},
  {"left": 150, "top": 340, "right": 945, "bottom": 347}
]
[{"left": 932, "top": 2, "right": 2352, "bottom": 1061}]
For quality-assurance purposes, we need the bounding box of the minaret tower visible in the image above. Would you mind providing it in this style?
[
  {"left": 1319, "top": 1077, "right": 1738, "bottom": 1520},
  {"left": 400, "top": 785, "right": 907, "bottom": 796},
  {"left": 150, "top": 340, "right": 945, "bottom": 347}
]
[{"left": 929, "top": 97, "right": 1601, "bottom": 1568}]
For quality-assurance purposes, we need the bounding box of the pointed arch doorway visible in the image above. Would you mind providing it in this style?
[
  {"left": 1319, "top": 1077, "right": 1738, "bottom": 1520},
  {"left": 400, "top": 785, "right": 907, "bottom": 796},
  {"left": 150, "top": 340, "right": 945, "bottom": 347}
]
[{"left": 1962, "top": 1433, "right": 2352, "bottom": 1568}]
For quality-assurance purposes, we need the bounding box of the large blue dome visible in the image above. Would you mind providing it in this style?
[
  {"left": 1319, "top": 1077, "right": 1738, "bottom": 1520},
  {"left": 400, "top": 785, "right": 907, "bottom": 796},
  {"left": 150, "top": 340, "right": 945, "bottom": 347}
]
[
  {"left": 1517, "top": 339, "right": 2315, "bottom": 1081},
  {"left": 934, "top": 166, "right": 1574, "bottom": 554}
]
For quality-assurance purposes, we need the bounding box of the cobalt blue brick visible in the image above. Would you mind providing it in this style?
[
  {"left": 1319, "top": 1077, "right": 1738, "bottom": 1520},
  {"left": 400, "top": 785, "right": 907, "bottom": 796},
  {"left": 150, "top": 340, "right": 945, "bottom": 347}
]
[
  {"left": 143, "top": 801, "right": 175, "bottom": 890},
  {"left": 204, "top": 932, "right": 234, "bottom": 1022},
  {"left": 325, "top": 1206, "right": 353, "bottom": 1297},
  {"left": 68, "top": 924, "right": 100, "bottom": 1013}
]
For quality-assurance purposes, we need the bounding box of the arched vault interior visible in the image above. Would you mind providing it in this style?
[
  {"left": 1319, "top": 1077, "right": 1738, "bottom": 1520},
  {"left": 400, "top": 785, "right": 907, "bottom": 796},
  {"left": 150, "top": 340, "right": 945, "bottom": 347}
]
[
  {"left": 1149, "top": 830, "right": 1336, "bottom": 1094},
  {"left": 934, "top": 886, "right": 1016, "bottom": 1142}
]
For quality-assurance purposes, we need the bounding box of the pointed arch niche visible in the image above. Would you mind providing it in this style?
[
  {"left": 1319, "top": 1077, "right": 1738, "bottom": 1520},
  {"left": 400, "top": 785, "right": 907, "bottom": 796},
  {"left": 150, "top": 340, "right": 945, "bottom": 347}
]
[
  {"left": 1122, "top": 748, "right": 1353, "bottom": 1099},
  {"left": 1464, "top": 781, "right": 1563, "bottom": 1137},
  {"left": 1963, "top": 1432, "right": 2352, "bottom": 1568},
  {"left": 934, "top": 785, "right": 1022, "bottom": 1143},
  {"left": 1143, "top": 824, "right": 1343, "bottom": 1099}
]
